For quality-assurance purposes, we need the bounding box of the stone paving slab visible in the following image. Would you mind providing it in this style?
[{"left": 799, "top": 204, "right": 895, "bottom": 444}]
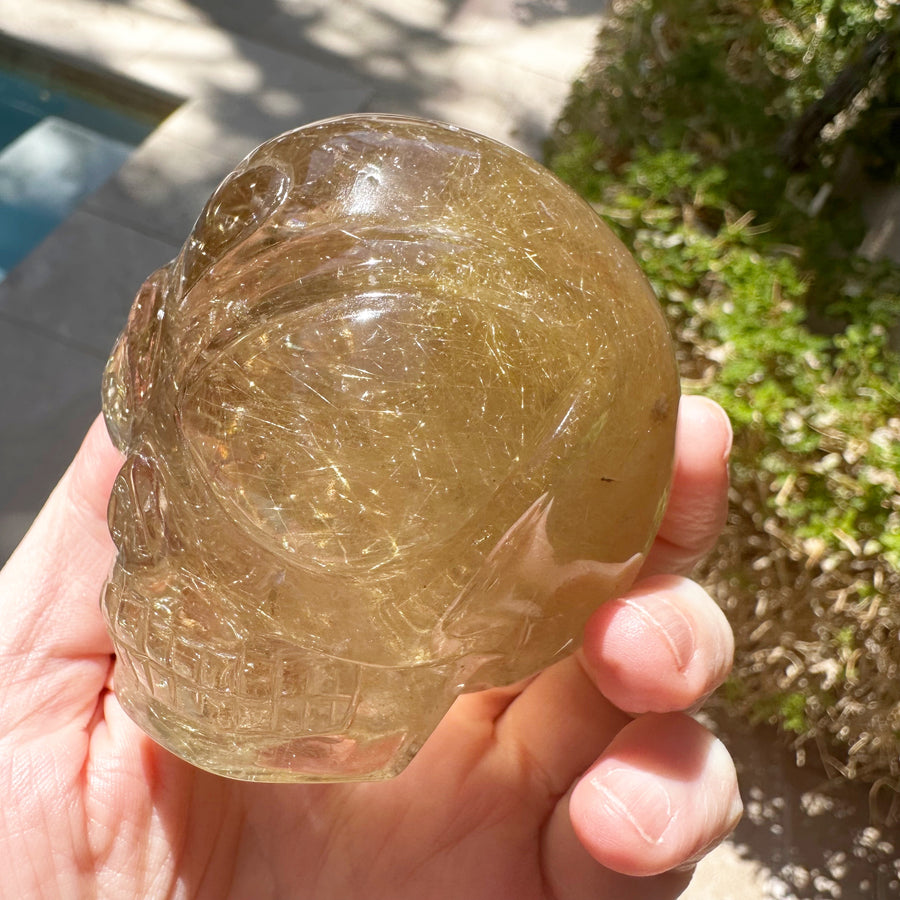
[
  {"left": 81, "top": 127, "right": 238, "bottom": 243},
  {"left": 0, "top": 322, "right": 106, "bottom": 557},
  {"left": 0, "top": 208, "right": 178, "bottom": 354},
  {"left": 684, "top": 841, "right": 772, "bottom": 900},
  {"left": 146, "top": 84, "right": 373, "bottom": 164}
]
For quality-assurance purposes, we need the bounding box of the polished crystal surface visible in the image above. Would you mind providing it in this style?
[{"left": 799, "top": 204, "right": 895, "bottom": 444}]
[{"left": 101, "top": 114, "right": 679, "bottom": 782}]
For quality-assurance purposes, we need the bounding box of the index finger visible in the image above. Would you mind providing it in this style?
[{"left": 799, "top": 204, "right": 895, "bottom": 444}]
[{"left": 641, "top": 395, "right": 732, "bottom": 578}]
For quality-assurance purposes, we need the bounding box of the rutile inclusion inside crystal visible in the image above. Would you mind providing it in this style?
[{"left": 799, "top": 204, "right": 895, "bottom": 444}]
[{"left": 100, "top": 114, "right": 680, "bottom": 782}]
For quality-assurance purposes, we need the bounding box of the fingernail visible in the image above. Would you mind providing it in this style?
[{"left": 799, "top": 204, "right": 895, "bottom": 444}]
[
  {"left": 709, "top": 735, "right": 743, "bottom": 828},
  {"left": 625, "top": 595, "right": 695, "bottom": 671},
  {"left": 675, "top": 788, "right": 743, "bottom": 872},
  {"left": 703, "top": 399, "right": 734, "bottom": 463},
  {"left": 590, "top": 766, "right": 675, "bottom": 845},
  {"left": 728, "top": 786, "right": 744, "bottom": 828},
  {"left": 682, "top": 396, "right": 733, "bottom": 464},
  {"left": 720, "top": 408, "right": 733, "bottom": 463}
]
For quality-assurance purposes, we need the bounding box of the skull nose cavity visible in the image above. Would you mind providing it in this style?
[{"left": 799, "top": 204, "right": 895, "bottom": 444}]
[{"left": 180, "top": 164, "right": 291, "bottom": 293}]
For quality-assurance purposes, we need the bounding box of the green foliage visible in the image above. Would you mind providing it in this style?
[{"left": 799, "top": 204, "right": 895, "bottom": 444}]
[
  {"left": 765, "top": 692, "right": 810, "bottom": 735},
  {"left": 548, "top": 0, "right": 900, "bottom": 787}
]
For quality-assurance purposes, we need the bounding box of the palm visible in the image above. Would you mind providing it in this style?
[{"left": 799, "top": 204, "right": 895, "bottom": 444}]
[
  {"left": 1, "top": 398, "right": 737, "bottom": 900},
  {"left": 68, "top": 667, "right": 684, "bottom": 900}
]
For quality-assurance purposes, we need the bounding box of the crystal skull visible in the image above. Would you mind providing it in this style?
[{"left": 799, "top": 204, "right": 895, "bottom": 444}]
[{"left": 101, "top": 114, "right": 679, "bottom": 782}]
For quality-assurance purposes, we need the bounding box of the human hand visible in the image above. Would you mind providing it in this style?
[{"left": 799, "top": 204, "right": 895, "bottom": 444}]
[{"left": 0, "top": 394, "right": 738, "bottom": 900}]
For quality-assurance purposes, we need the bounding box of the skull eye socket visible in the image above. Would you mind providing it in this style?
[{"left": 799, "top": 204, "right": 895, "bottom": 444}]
[
  {"left": 103, "top": 268, "right": 170, "bottom": 451},
  {"left": 181, "top": 164, "right": 290, "bottom": 292}
]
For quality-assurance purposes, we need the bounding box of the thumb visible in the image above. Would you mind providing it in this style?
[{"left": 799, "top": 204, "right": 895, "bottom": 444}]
[{"left": 0, "top": 415, "right": 122, "bottom": 738}]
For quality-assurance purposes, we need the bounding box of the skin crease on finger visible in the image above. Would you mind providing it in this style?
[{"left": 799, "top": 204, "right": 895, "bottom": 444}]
[{"left": 582, "top": 575, "right": 735, "bottom": 715}]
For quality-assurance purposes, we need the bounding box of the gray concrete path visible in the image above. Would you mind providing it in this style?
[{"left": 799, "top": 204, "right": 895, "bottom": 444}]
[
  {"left": 1, "top": 2, "right": 897, "bottom": 898},
  {"left": 686, "top": 706, "right": 900, "bottom": 899}
]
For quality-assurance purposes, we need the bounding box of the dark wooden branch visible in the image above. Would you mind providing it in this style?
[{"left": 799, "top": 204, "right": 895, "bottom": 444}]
[{"left": 778, "top": 30, "right": 897, "bottom": 170}]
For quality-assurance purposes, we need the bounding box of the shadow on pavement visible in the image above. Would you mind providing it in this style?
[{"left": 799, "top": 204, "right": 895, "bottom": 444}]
[{"left": 706, "top": 704, "right": 900, "bottom": 899}]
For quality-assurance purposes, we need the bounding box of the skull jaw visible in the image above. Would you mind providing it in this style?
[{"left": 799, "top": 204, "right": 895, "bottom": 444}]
[{"left": 109, "top": 637, "right": 457, "bottom": 782}]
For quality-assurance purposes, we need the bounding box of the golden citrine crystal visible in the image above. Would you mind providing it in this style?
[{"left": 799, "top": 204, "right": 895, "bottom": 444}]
[{"left": 101, "top": 114, "right": 679, "bottom": 782}]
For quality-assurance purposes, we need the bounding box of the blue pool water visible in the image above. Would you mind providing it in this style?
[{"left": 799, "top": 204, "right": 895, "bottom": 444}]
[{"left": 0, "top": 67, "right": 158, "bottom": 280}]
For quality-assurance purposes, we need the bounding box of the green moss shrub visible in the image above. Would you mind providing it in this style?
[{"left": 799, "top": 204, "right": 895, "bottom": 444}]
[{"left": 547, "top": 0, "right": 900, "bottom": 801}]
